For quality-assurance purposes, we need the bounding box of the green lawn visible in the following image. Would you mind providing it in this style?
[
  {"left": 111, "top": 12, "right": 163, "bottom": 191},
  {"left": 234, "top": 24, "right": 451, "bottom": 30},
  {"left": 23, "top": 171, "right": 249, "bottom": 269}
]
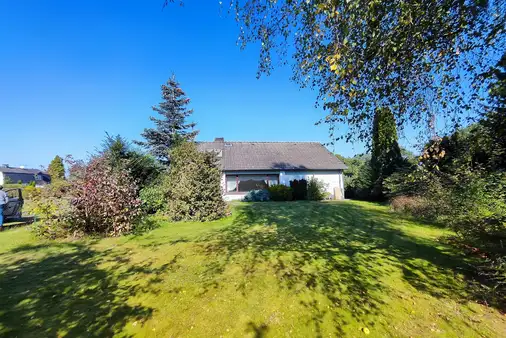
[{"left": 0, "top": 201, "right": 504, "bottom": 337}]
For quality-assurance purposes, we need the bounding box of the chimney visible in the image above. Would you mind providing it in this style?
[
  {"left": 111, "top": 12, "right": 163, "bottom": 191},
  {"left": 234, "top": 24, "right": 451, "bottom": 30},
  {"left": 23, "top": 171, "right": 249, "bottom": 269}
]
[{"left": 214, "top": 137, "right": 224, "bottom": 142}]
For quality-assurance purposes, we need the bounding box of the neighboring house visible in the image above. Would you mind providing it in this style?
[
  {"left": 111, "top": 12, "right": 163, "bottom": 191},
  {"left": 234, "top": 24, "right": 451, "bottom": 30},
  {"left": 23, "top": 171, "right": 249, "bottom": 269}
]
[
  {"left": 0, "top": 166, "right": 51, "bottom": 186},
  {"left": 199, "top": 138, "right": 347, "bottom": 201}
]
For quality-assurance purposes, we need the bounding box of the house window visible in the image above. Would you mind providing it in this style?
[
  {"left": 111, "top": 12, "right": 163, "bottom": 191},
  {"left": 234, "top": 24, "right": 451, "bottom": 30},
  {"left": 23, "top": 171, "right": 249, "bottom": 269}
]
[
  {"left": 226, "top": 174, "right": 280, "bottom": 193},
  {"left": 226, "top": 176, "right": 238, "bottom": 193}
]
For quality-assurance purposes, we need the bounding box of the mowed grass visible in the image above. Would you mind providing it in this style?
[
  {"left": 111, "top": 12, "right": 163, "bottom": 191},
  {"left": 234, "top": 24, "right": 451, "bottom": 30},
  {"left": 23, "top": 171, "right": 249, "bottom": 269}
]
[{"left": 0, "top": 201, "right": 505, "bottom": 337}]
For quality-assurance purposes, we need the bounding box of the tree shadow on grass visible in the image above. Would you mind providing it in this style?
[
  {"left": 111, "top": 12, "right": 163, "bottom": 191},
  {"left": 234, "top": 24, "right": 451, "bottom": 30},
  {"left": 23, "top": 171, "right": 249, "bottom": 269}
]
[
  {"left": 198, "top": 201, "right": 479, "bottom": 336},
  {"left": 0, "top": 242, "right": 163, "bottom": 337}
]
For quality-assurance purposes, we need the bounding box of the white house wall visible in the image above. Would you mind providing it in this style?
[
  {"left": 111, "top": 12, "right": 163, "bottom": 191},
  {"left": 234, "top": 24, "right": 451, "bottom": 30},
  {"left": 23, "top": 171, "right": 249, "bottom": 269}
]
[
  {"left": 280, "top": 170, "right": 344, "bottom": 199},
  {"left": 222, "top": 170, "right": 345, "bottom": 201}
]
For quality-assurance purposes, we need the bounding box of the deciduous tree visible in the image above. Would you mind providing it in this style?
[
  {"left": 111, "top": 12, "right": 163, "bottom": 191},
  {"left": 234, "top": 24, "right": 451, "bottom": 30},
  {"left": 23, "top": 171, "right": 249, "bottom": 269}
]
[{"left": 223, "top": 0, "right": 505, "bottom": 142}]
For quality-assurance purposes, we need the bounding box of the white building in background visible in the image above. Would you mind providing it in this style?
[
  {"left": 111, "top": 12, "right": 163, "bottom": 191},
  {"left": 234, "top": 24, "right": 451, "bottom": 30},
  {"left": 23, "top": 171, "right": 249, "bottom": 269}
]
[{"left": 199, "top": 138, "right": 347, "bottom": 201}]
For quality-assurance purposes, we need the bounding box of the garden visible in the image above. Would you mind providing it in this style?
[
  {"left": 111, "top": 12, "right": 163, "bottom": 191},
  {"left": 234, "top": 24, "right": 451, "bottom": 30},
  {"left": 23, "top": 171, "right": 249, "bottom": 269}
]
[
  {"left": 2, "top": 2, "right": 506, "bottom": 335},
  {"left": 1, "top": 201, "right": 505, "bottom": 337}
]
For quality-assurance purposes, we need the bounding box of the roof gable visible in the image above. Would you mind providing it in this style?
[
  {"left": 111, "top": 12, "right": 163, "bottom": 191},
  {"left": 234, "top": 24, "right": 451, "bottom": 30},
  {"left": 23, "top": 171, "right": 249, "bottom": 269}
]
[{"left": 198, "top": 141, "right": 347, "bottom": 171}]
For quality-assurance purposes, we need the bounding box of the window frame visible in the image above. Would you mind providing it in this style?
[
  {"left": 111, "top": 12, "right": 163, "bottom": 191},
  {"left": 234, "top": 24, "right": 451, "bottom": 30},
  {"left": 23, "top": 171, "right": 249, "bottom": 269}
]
[{"left": 225, "top": 174, "right": 280, "bottom": 193}]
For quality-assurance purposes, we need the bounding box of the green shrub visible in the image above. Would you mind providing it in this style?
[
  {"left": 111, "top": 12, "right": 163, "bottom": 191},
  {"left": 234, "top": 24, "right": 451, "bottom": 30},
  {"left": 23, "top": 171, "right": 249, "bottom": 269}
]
[
  {"left": 307, "top": 177, "right": 327, "bottom": 201},
  {"left": 290, "top": 179, "right": 307, "bottom": 200},
  {"left": 31, "top": 198, "right": 72, "bottom": 239},
  {"left": 131, "top": 216, "right": 160, "bottom": 235},
  {"left": 243, "top": 189, "right": 270, "bottom": 202},
  {"left": 30, "top": 180, "right": 73, "bottom": 239},
  {"left": 165, "top": 142, "right": 227, "bottom": 221},
  {"left": 388, "top": 168, "right": 506, "bottom": 308},
  {"left": 268, "top": 184, "right": 293, "bottom": 201},
  {"left": 101, "top": 133, "right": 162, "bottom": 188},
  {"left": 390, "top": 195, "right": 433, "bottom": 219},
  {"left": 23, "top": 185, "right": 40, "bottom": 200},
  {"left": 342, "top": 154, "right": 374, "bottom": 200},
  {"left": 139, "top": 178, "right": 167, "bottom": 214},
  {"left": 447, "top": 171, "right": 506, "bottom": 243}
]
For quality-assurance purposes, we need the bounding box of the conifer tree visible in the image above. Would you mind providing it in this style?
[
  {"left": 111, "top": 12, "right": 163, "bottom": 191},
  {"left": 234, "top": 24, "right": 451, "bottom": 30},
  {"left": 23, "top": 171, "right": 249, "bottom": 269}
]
[
  {"left": 370, "top": 107, "right": 403, "bottom": 199},
  {"left": 47, "top": 155, "right": 65, "bottom": 181},
  {"left": 137, "top": 75, "right": 198, "bottom": 164}
]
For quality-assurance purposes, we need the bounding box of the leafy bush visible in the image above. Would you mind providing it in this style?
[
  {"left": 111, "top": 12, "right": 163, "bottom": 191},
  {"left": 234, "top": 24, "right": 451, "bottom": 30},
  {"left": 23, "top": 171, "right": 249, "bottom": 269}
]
[
  {"left": 139, "top": 178, "right": 167, "bottom": 214},
  {"left": 68, "top": 157, "right": 143, "bottom": 236},
  {"left": 290, "top": 179, "right": 307, "bottom": 200},
  {"left": 30, "top": 180, "right": 73, "bottom": 239},
  {"left": 31, "top": 198, "right": 72, "bottom": 239},
  {"left": 23, "top": 185, "right": 40, "bottom": 200},
  {"left": 390, "top": 195, "right": 432, "bottom": 218},
  {"left": 31, "top": 157, "right": 143, "bottom": 238},
  {"left": 447, "top": 171, "right": 506, "bottom": 242},
  {"left": 165, "top": 142, "right": 227, "bottom": 221},
  {"left": 307, "top": 177, "right": 327, "bottom": 201},
  {"left": 101, "top": 133, "right": 162, "bottom": 188},
  {"left": 268, "top": 184, "right": 293, "bottom": 201},
  {"left": 243, "top": 189, "right": 270, "bottom": 202},
  {"left": 130, "top": 216, "right": 160, "bottom": 235},
  {"left": 341, "top": 154, "right": 373, "bottom": 200},
  {"left": 388, "top": 167, "right": 506, "bottom": 308}
]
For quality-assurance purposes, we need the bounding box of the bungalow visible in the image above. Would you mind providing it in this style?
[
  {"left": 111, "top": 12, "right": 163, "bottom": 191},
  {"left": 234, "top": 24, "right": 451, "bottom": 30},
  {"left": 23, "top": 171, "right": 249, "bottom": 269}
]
[
  {"left": 199, "top": 138, "right": 347, "bottom": 201},
  {"left": 0, "top": 166, "right": 51, "bottom": 186}
]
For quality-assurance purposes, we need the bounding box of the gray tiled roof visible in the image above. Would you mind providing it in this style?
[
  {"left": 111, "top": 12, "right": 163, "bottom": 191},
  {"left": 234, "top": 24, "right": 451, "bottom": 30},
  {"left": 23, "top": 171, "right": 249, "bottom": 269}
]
[
  {"left": 0, "top": 167, "right": 46, "bottom": 174},
  {"left": 198, "top": 141, "right": 347, "bottom": 171}
]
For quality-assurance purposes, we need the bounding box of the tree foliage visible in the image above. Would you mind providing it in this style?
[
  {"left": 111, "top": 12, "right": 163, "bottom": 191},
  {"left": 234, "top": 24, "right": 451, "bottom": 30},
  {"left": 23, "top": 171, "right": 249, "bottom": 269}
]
[
  {"left": 137, "top": 75, "right": 198, "bottom": 164},
  {"left": 307, "top": 177, "right": 327, "bottom": 201},
  {"left": 47, "top": 155, "right": 65, "bottom": 181},
  {"left": 268, "top": 184, "right": 293, "bottom": 201},
  {"left": 480, "top": 51, "right": 506, "bottom": 170},
  {"left": 32, "top": 156, "right": 143, "bottom": 238},
  {"left": 227, "top": 0, "right": 505, "bottom": 141},
  {"left": 101, "top": 133, "right": 161, "bottom": 188},
  {"left": 289, "top": 179, "right": 308, "bottom": 200},
  {"left": 165, "top": 142, "right": 227, "bottom": 221},
  {"left": 385, "top": 119, "right": 506, "bottom": 309},
  {"left": 68, "top": 157, "right": 142, "bottom": 236},
  {"left": 370, "top": 107, "right": 405, "bottom": 199},
  {"left": 339, "top": 153, "right": 373, "bottom": 200}
]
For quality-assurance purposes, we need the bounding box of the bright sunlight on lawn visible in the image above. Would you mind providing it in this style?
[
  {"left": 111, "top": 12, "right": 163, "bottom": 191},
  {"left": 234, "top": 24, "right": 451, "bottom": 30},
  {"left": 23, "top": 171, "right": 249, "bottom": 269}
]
[{"left": 0, "top": 201, "right": 504, "bottom": 337}]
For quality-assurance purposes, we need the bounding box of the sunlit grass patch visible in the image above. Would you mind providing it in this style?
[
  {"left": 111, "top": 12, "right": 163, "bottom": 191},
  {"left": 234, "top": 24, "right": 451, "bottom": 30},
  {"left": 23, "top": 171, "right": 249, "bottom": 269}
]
[{"left": 0, "top": 201, "right": 504, "bottom": 337}]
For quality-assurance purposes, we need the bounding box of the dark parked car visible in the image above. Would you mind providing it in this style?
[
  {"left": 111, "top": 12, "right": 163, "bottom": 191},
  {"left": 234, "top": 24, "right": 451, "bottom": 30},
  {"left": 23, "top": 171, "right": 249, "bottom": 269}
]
[{"left": 2, "top": 188, "right": 24, "bottom": 222}]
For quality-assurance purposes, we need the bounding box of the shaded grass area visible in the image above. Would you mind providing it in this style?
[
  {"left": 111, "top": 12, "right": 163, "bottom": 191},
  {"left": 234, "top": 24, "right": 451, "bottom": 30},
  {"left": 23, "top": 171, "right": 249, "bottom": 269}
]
[{"left": 0, "top": 201, "right": 505, "bottom": 337}]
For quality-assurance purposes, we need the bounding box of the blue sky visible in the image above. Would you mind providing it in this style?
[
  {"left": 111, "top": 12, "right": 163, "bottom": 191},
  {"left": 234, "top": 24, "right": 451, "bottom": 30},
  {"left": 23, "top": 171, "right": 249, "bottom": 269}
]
[{"left": 0, "top": 0, "right": 376, "bottom": 169}]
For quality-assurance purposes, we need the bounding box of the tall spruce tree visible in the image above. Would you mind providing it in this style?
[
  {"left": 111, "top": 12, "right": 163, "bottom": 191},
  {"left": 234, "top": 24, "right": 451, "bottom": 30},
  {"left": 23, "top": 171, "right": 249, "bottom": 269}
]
[
  {"left": 47, "top": 155, "right": 65, "bottom": 181},
  {"left": 370, "top": 107, "right": 403, "bottom": 200},
  {"left": 137, "top": 75, "right": 198, "bottom": 164}
]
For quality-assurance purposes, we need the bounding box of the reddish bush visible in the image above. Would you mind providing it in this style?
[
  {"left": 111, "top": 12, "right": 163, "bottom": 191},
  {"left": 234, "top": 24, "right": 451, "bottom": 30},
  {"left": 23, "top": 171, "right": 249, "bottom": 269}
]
[
  {"left": 32, "top": 156, "right": 143, "bottom": 238},
  {"left": 68, "top": 157, "right": 142, "bottom": 236}
]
